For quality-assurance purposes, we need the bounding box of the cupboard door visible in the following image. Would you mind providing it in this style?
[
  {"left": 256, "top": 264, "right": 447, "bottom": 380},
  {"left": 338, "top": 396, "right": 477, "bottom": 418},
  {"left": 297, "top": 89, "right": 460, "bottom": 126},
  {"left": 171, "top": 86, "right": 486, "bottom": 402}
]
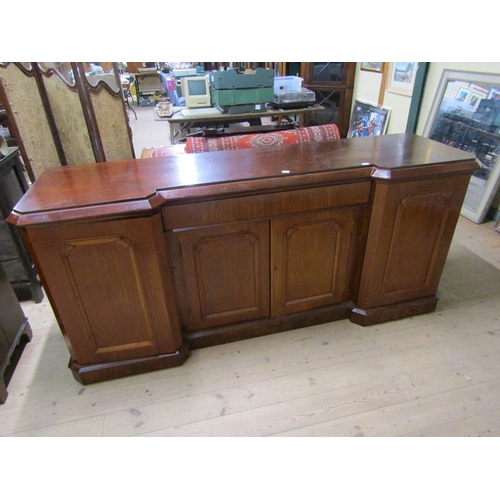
[
  {"left": 272, "top": 209, "right": 354, "bottom": 316},
  {"left": 24, "top": 214, "right": 182, "bottom": 366},
  {"left": 174, "top": 220, "right": 270, "bottom": 331},
  {"left": 356, "top": 175, "right": 469, "bottom": 310}
]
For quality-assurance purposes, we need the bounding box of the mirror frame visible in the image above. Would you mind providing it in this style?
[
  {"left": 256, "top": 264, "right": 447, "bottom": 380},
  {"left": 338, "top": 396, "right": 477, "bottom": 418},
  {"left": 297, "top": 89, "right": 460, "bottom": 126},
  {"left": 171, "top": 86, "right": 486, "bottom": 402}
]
[{"left": 422, "top": 69, "right": 500, "bottom": 224}]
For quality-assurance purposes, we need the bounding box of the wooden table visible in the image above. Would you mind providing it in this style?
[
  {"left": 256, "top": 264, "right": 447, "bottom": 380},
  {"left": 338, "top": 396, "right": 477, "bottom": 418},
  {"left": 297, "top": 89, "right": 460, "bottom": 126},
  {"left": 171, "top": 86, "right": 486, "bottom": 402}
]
[
  {"left": 164, "top": 105, "right": 324, "bottom": 144},
  {"left": 8, "top": 134, "right": 477, "bottom": 384}
]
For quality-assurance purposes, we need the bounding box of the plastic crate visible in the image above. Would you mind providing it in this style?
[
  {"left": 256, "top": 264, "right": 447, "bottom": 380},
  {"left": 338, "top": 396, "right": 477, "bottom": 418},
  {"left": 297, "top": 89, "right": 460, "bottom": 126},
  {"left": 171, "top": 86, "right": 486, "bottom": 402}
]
[
  {"left": 211, "top": 87, "right": 274, "bottom": 107},
  {"left": 274, "top": 76, "right": 303, "bottom": 95},
  {"left": 210, "top": 68, "right": 274, "bottom": 90}
]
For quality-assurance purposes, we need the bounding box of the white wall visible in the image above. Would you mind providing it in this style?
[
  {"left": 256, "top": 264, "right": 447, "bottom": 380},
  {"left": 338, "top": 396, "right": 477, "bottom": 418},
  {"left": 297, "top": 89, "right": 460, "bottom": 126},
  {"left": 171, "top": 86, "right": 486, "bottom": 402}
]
[
  {"left": 352, "top": 62, "right": 413, "bottom": 134},
  {"left": 352, "top": 65, "right": 383, "bottom": 105}
]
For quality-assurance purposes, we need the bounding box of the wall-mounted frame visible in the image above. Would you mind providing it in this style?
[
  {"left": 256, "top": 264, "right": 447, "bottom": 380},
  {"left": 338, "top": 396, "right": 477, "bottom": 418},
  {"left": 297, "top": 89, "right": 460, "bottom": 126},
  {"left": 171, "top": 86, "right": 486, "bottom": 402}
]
[
  {"left": 360, "top": 62, "right": 383, "bottom": 73},
  {"left": 387, "top": 62, "right": 418, "bottom": 97},
  {"left": 348, "top": 99, "right": 391, "bottom": 138},
  {"left": 422, "top": 69, "right": 500, "bottom": 224}
]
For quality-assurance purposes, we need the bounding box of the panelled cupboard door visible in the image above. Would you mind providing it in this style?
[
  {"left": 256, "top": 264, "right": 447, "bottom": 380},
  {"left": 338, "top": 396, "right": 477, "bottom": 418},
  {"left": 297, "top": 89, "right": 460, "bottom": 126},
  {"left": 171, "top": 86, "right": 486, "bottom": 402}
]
[
  {"left": 356, "top": 175, "right": 469, "bottom": 310},
  {"left": 272, "top": 208, "right": 354, "bottom": 316},
  {"left": 24, "top": 214, "right": 182, "bottom": 366},
  {"left": 174, "top": 220, "right": 271, "bottom": 331}
]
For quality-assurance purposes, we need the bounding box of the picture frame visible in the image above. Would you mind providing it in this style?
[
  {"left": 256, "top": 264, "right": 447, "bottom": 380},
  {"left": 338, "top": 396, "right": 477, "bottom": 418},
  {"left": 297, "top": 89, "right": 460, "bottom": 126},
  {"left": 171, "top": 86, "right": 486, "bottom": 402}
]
[
  {"left": 387, "top": 62, "right": 418, "bottom": 97},
  {"left": 348, "top": 100, "right": 391, "bottom": 138},
  {"left": 361, "top": 62, "right": 383, "bottom": 73},
  {"left": 422, "top": 69, "right": 500, "bottom": 224}
]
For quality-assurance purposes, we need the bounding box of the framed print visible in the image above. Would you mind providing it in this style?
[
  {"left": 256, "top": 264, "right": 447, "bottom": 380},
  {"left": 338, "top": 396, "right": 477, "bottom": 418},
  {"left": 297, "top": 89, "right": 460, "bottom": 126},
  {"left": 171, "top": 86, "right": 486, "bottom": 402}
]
[
  {"left": 348, "top": 100, "right": 391, "bottom": 138},
  {"left": 361, "top": 62, "right": 383, "bottom": 73},
  {"left": 387, "top": 62, "right": 418, "bottom": 96},
  {"left": 422, "top": 69, "right": 500, "bottom": 224}
]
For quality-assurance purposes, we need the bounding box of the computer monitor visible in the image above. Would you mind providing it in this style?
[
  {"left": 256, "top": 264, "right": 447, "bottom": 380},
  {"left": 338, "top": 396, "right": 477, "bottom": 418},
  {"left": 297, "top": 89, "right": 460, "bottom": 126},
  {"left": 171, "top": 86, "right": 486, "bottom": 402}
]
[{"left": 181, "top": 76, "right": 211, "bottom": 108}]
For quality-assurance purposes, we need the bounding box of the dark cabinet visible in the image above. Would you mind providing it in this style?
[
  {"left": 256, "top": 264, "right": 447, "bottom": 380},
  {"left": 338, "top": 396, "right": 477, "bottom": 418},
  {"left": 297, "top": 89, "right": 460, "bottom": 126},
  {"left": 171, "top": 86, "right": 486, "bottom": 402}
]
[
  {"left": 0, "top": 262, "right": 32, "bottom": 403},
  {"left": 300, "top": 62, "right": 356, "bottom": 138},
  {"left": 0, "top": 148, "right": 43, "bottom": 302}
]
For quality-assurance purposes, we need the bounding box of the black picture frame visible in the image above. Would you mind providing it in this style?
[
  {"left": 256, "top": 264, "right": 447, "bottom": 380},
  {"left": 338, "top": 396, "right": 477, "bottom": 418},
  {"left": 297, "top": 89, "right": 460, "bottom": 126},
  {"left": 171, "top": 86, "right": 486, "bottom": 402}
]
[{"left": 348, "top": 100, "right": 391, "bottom": 138}]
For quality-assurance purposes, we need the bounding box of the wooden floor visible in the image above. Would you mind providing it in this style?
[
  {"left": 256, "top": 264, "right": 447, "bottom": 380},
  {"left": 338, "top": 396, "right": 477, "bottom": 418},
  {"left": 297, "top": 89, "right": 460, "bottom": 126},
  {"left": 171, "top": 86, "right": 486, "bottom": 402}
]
[{"left": 0, "top": 216, "right": 498, "bottom": 437}]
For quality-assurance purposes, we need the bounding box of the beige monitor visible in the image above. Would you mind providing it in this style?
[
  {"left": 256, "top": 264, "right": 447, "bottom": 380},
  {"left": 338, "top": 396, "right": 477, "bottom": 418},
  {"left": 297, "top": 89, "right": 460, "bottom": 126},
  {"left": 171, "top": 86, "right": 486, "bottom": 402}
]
[{"left": 181, "top": 76, "right": 211, "bottom": 108}]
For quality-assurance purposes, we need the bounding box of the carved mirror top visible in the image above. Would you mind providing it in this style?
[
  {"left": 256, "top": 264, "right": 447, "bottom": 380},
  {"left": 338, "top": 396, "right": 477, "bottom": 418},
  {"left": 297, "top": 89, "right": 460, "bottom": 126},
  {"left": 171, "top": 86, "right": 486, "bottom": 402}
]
[{"left": 39, "top": 63, "right": 77, "bottom": 87}]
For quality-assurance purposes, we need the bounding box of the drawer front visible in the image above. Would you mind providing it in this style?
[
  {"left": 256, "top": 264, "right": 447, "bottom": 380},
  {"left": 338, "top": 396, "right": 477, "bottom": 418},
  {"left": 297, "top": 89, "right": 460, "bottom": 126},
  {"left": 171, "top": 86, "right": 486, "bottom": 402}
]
[{"left": 162, "top": 181, "right": 372, "bottom": 230}]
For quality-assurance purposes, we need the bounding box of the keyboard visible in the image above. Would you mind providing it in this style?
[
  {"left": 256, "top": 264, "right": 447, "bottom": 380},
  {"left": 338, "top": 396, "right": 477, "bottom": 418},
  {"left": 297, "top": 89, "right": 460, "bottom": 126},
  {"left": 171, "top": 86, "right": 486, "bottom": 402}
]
[{"left": 181, "top": 107, "right": 222, "bottom": 117}]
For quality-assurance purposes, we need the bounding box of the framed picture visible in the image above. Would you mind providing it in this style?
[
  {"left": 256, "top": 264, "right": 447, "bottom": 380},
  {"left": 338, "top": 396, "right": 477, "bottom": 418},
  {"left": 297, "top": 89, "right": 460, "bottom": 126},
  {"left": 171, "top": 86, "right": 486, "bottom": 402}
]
[
  {"left": 361, "top": 62, "right": 383, "bottom": 73},
  {"left": 387, "top": 62, "right": 418, "bottom": 96},
  {"left": 348, "top": 100, "right": 391, "bottom": 138},
  {"left": 422, "top": 69, "right": 500, "bottom": 224}
]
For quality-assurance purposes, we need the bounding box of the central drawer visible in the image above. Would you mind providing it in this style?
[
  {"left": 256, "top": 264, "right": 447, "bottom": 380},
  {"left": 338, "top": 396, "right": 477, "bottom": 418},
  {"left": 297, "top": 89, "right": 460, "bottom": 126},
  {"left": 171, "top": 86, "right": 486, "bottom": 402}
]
[{"left": 161, "top": 181, "right": 372, "bottom": 230}]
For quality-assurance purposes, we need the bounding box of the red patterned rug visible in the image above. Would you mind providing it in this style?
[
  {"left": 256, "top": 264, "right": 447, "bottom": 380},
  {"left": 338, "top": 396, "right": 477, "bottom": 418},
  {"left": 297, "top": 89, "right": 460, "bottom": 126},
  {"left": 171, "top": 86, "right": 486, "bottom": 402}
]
[{"left": 184, "top": 124, "right": 340, "bottom": 154}]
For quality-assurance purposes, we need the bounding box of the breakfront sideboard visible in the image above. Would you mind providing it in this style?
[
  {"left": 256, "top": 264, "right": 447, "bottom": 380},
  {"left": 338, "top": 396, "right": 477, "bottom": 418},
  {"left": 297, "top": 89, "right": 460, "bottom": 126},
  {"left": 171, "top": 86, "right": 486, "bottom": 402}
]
[{"left": 8, "top": 134, "right": 477, "bottom": 384}]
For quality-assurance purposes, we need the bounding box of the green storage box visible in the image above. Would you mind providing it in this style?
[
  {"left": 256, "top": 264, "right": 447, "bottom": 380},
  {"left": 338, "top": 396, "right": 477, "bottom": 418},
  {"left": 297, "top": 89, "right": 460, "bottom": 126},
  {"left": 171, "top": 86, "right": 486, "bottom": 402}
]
[
  {"left": 211, "top": 87, "right": 274, "bottom": 107},
  {"left": 210, "top": 68, "right": 274, "bottom": 89}
]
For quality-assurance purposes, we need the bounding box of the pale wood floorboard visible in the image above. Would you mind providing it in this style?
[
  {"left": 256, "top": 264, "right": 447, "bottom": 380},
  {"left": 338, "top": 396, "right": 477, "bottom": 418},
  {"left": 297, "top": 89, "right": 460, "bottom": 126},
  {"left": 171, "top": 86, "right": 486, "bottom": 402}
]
[{"left": 0, "top": 216, "right": 498, "bottom": 437}]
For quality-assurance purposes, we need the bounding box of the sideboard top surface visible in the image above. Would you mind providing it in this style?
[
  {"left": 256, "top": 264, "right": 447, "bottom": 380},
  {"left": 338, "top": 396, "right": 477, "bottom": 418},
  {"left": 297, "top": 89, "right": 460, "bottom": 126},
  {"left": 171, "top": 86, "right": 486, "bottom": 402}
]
[{"left": 10, "top": 134, "right": 477, "bottom": 226}]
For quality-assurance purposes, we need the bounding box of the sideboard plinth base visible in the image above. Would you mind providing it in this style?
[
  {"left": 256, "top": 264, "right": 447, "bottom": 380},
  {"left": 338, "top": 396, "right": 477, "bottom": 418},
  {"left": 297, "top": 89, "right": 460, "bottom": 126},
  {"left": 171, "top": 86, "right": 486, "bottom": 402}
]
[
  {"left": 69, "top": 343, "right": 190, "bottom": 385},
  {"left": 350, "top": 296, "right": 439, "bottom": 327},
  {"left": 184, "top": 302, "right": 355, "bottom": 349}
]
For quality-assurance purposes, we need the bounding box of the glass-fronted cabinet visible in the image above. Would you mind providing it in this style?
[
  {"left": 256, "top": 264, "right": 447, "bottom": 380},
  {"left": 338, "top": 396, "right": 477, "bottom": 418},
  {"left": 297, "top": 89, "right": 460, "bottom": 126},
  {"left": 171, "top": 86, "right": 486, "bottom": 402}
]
[{"left": 299, "top": 62, "right": 356, "bottom": 138}]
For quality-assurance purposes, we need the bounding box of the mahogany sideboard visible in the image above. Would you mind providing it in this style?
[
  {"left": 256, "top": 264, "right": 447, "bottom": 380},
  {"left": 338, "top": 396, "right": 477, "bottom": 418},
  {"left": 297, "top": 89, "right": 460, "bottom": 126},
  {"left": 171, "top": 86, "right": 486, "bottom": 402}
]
[{"left": 7, "top": 134, "right": 478, "bottom": 384}]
